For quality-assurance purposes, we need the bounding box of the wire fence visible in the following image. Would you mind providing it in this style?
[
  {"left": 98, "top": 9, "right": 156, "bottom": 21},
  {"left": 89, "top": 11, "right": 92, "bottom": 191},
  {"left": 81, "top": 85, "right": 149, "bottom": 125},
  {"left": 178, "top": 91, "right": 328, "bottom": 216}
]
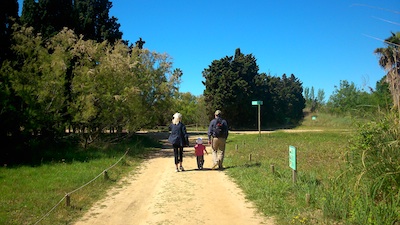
[{"left": 33, "top": 149, "right": 130, "bottom": 225}]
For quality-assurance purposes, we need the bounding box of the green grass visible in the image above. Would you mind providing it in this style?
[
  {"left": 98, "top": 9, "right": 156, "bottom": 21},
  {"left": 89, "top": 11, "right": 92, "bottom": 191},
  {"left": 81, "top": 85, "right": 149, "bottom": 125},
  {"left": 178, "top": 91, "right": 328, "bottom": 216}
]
[
  {"left": 299, "top": 111, "right": 356, "bottom": 130},
  {"left": 222, "top": 111, "right": 399, "bottom": 224},
  {"left": 224, "top": 130, "right": 350, "bottom": 224},
  {"left": 0, "top": 134, "right": 161, "bottom": 225},
  {"left": 222, "top": 111, "right": 358, "bottom": 224},
  {"left": 2, "top": 112, "right": 382, "bottom": 224}
]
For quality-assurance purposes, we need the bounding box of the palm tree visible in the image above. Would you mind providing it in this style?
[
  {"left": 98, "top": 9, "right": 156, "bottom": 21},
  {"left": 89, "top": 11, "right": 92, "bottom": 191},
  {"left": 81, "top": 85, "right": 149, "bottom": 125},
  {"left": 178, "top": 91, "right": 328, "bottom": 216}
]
[{"left": 374, "top": 32, "right": 400, "bottom": 109}]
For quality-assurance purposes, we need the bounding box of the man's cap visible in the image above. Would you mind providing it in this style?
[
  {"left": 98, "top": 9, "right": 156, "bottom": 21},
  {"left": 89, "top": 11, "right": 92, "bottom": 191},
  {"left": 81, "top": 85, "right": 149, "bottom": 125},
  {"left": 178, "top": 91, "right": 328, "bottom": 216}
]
[{"left": 214, "top": 110, "right": 221, "bottom": 115}]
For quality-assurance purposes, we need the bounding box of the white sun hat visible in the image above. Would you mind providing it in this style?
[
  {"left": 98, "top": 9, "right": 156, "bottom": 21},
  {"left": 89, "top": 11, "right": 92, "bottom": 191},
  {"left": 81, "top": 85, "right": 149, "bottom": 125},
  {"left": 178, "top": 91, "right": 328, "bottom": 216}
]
[{"left": 196, "top": 138, "right": 203, "bottom": 144}]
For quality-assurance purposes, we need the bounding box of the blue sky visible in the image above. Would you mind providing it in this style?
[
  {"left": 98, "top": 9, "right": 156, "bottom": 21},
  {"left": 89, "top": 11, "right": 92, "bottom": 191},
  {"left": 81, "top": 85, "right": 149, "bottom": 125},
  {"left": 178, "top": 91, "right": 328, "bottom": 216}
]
[{"left": 18, "top": 1, "right": 400, "bottom": 101}]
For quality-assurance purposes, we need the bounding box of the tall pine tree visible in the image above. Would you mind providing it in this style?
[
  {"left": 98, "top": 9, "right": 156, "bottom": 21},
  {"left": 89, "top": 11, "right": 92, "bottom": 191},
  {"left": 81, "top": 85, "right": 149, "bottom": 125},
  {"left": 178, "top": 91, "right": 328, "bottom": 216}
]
[
  {"left": 203, "top": 48, "right": 259, "bottom": 128},
  {"left": 38, "top": 0, "right": 73, "bottom": 38},
  {"left": 203, "top": 48, "right": 305, "bottom": 129},
  {"left": 0, "top": 0, "right": 19, "bottom": 141},
  {"left": 20, "top": 0, "right": 122, "bottom": 43},
  {"left": 20, "top": 0, "right": 39, "bottom": 27},
  {"left": 0, "top": 0, "right": 18, "bottom": 63},
  {"left": 74, "top": 0, "right": 122, "bottom": 43}
]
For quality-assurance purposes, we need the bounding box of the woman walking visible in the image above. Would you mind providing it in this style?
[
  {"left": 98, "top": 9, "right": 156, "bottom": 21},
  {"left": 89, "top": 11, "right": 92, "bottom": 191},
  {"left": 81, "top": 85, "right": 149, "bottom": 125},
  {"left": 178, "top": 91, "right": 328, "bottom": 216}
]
[{"left": 168, "top": 112, "right": 189, "bottom": 172}]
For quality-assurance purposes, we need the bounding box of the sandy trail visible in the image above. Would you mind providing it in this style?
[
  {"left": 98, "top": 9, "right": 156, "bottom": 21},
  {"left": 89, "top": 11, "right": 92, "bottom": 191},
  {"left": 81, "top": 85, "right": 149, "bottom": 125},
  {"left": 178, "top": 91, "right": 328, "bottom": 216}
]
[{"left": 73, "top": 133, "right": 275, "bottom": 225}]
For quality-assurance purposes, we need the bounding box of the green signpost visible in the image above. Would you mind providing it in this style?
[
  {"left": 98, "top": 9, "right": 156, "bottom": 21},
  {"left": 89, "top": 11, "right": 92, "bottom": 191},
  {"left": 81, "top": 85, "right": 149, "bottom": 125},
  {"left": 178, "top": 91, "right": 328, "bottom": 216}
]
[
  {"left": 289, "top": 145, "right": 297, "bottom": 183},
  {"left": 251, "top": 101, "right": 263, "bottom": 105},
  {"left": 251, "top": 101, "right": 263, "bottom": 136},
  {"left": 289, "top": 145, "right": 297, "bottom": 170}
]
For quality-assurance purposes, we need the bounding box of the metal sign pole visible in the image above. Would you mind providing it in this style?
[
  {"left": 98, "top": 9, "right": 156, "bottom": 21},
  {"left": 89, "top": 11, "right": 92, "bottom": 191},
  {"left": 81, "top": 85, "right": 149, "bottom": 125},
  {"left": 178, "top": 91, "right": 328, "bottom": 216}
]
[
  {"left": 258, "top": 104, "right": 261, "bottom": 136},
  {"left": 251, "top": 101, "right": 263, "bottom": 136}
]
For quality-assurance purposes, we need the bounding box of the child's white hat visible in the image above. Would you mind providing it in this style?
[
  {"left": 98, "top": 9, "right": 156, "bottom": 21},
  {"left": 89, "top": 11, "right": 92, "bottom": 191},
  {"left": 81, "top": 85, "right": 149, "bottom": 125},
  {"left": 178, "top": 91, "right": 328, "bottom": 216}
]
[{"left": 196, "top": 138, "right": 203, "bottom": 144}]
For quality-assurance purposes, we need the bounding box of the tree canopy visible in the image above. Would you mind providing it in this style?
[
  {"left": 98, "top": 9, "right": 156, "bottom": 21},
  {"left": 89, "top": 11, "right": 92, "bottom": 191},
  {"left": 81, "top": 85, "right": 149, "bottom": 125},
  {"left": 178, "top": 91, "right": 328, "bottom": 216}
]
[
  {"left": 374, "top": 32, "right": 400, "bottom": 110},
  {"left": 203, "top": 48, "right": 305, "bottom": 129},
  {"left": 0, "top": 25, "right": 179, "bottom": 163},
  {"left": 20, "top": 0, "right": 122, "bottom": 43},
  {"left": 0, "top": 0, "right": 18, "bottom": 64}
]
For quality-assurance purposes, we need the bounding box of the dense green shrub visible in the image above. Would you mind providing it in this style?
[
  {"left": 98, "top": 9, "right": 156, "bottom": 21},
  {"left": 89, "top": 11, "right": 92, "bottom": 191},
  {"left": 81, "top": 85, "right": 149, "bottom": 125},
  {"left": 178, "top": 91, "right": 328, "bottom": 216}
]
[{"left": 323, "top": 111, "right": 400, "bottom": 224}]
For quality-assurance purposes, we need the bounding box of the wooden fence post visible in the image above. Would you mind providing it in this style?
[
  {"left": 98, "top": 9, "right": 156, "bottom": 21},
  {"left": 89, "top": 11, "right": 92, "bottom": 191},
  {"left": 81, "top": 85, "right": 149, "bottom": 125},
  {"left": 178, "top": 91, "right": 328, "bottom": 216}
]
[
  {"left": 306, "top": 193, "right": 311, "bottom": 206},
  {"left": 65, "top": 194, "right": 70, "bottom": 207},
  {"left": 103, "top": 170, "right": 109, "bottom": 180},
  {"left": 270, "top": 164, "right": 275, "bottom": 174}
]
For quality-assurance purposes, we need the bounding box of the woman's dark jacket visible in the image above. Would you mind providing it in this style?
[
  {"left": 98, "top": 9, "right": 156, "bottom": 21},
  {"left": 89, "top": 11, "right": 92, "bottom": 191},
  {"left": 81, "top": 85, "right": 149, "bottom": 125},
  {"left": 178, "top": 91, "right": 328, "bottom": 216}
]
[{"left": 168, "top": 122, "right": 189, "bottom": 147}]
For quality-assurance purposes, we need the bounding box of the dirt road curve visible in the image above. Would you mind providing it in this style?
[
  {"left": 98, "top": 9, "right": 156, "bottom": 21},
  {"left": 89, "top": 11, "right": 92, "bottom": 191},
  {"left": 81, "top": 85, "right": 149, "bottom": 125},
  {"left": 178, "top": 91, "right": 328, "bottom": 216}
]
[{"left": 74, "top": 132, "right": 275, "bottom": 225}]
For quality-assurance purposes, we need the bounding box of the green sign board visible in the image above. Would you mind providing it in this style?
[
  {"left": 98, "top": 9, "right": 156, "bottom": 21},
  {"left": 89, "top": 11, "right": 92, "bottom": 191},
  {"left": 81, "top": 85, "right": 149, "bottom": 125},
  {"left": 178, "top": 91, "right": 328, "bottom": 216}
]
[
  {"left": 289, "top": 145, "right": 297, "bottom": 170},
  {"left": 251, "top": 101, "right": 263, "bottom": 105}
]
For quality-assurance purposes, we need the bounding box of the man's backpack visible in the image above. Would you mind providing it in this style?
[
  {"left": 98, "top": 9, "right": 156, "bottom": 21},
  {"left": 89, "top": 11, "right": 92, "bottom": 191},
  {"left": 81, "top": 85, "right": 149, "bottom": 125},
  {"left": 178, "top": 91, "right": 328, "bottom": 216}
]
[{"left": 214, "top": 117, "right": 226, "bottom": 138}]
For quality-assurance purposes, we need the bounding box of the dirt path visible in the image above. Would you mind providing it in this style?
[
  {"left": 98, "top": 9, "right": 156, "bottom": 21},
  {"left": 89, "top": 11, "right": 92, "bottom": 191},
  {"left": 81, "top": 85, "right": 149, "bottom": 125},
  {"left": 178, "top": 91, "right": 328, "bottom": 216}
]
[{"left": 73, "top": 132, "right": 275, "bottom": 225}]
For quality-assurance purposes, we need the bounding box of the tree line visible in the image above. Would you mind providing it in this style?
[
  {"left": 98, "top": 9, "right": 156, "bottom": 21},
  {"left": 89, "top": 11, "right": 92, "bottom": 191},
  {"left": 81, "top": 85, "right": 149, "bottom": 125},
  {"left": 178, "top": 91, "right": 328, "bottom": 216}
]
[
  {"left": 310, "top": 32, "right": 398, "bottom": 117},
  {"left": 1, "top": 0, "right": 398, "bottom": 166}
]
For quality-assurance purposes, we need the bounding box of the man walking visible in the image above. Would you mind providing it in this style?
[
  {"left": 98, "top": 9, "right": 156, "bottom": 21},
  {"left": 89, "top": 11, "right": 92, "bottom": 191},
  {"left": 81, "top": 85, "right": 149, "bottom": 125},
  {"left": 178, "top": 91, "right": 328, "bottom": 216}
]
[{"left": 208, "top": 110, "right": 228, "bottom": 170}]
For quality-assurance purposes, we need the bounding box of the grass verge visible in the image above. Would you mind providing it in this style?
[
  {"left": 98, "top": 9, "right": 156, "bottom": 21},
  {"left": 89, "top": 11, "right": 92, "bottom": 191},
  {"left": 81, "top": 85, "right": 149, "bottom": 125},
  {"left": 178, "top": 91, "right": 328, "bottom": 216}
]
[
  {"left": 224, "top": 130, "right": 351, "bottom": 224},
  {"left": 223, "top": 111, "right": 399, "bottom": 224},
  {"left": 0, "top": 134, "right": 161, "bottom": 225}
]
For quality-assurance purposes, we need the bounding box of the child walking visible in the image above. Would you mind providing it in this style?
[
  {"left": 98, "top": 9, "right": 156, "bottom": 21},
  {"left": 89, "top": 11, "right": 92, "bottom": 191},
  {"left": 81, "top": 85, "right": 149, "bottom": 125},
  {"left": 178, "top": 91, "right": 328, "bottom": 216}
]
[{"left": 194, "top": 138, "right": 208, "bottom": 170}]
